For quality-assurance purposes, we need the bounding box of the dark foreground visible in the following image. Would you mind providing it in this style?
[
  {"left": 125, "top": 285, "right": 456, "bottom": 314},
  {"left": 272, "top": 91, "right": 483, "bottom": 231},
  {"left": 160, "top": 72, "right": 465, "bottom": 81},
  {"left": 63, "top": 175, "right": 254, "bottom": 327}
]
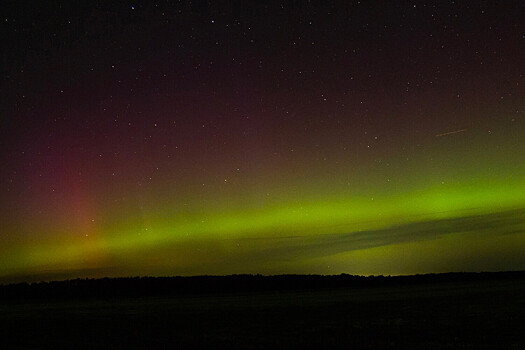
[{"left": 1, "top": 273, "right": 525, "bottom": 349}]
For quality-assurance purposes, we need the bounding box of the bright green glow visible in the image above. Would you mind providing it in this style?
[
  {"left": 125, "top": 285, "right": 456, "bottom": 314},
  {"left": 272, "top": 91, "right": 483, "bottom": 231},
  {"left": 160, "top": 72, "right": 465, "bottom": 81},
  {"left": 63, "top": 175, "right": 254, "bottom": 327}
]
[
  {"left": 2, "top": 176, "right": 525, "bottom": 280},
  {"left": 2, "top": 123, "right": 525, "bottom": 280}
]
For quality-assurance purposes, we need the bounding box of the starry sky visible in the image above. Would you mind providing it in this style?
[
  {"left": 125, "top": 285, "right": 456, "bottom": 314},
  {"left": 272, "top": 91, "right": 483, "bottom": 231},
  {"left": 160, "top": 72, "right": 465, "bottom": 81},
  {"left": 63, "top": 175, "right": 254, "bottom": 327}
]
[{"left": 1, "top": 1, "right": 525, "bottom": 282}]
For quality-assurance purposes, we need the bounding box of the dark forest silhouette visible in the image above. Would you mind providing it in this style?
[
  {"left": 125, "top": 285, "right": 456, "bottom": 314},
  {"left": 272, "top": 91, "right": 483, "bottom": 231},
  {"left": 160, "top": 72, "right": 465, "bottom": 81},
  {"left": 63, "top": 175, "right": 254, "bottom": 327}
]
[{"left": 2, "top": 271, "right": 525, "bottom": 300}]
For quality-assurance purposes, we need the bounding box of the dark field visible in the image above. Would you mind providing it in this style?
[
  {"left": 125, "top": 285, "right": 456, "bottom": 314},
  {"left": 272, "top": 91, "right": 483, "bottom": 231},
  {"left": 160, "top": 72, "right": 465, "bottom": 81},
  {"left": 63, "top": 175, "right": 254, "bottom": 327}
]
[{"left": 1, "top": 275, "right": 525, "bottom": 349}]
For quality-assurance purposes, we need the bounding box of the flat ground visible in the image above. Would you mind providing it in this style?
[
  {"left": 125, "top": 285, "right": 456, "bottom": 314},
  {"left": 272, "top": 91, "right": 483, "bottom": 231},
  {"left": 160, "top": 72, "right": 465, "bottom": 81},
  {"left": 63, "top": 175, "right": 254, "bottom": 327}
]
[{"left": 1, "top": 278, "right": 524, "bottom": 349}]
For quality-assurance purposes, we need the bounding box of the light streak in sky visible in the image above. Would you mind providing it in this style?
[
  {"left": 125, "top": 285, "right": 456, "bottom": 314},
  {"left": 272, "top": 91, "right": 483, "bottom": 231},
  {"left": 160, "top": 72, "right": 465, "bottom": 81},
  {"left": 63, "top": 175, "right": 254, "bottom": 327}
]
[{"left": 435, "top": 129, "right": 467, "bottom": 137}]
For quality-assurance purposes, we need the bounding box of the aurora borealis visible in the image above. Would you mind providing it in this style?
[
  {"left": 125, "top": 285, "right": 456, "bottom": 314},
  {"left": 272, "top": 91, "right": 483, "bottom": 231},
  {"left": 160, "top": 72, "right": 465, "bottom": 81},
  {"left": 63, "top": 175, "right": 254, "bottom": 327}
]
[{"left": 1, "top": 1, "right": 524, "bottom": 282}]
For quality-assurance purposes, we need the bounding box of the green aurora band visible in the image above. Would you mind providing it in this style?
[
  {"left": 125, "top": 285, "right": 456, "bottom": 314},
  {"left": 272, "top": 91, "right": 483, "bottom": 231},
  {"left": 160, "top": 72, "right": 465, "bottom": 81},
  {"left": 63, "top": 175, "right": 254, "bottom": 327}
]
[{"left": 2, "top": 174, "right": 525, "bottom": 281}]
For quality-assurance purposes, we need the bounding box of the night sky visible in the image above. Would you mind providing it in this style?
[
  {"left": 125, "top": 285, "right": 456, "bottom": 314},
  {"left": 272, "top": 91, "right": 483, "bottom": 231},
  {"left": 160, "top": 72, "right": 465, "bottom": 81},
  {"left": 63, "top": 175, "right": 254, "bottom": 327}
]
[{"left": 1, "top": 1, "right": 525, "bottom": 282}]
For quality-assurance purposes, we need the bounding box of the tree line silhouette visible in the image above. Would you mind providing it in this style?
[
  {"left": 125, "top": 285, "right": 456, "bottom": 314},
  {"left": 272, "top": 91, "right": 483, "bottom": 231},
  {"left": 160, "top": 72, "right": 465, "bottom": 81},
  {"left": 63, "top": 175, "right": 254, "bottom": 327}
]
[{"left": 1, "top": 271, "right": 524, "bottom": 300}]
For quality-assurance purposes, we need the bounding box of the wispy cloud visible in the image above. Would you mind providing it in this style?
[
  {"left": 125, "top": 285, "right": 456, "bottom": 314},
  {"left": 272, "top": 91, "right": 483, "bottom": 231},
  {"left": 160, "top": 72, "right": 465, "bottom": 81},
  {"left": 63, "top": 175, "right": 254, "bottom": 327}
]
[{"left": 226, "top": 208, "right": 525, "bottom": 263}]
